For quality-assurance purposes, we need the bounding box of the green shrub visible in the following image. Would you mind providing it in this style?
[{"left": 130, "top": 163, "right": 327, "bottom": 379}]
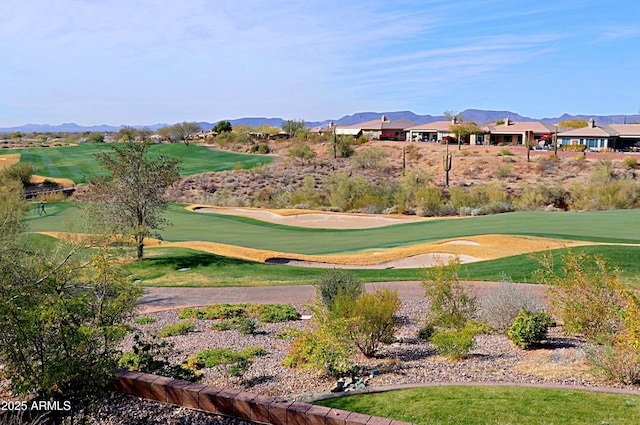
[
  {"left": 422, "top": 256, "right": 477, "bottom": 330},
  {"left": 283, "top": 304, "right": 354, "bottom": 377},
  {"left": 352, "top": 147, "right": 387, "bottom": 170},
  {"left": 493, "top": 162, "right": 512, "bottom": 178},
  {"left": 334, "top": 287, "right": 401, "bottom": 357},
  {"left": 235, "top": 317, "right": 258, "bottom": 335},
  {"left": 134, "top": 316, "right": 156, "bottom": 325},
  {"left": 210, "top": 320, "right": 235, "bottom": 331},
  {"left": 623, "top": 156, "right": 637, "bottom": 169},
  {"left": 507, "top": 309, "right": 552, "bottom": 349},
  {"left": 180, "top": 303, "right": 299, "bottom": 323},
  {"left": 586, "top": 341, "right": 640, "bottom": 385},
  {"left": 314, "top": 269, "right": 363, "bottom": 310},
  {"left": 417, "top": 323, "right": 435, "bottom": 340},
  {"left": 187, "top": 346, "right": 267, "bottom": 377},
  {"left": 430, "top": 323, "right": 478, "bottom": 361},
  {"left": 497, "top": 148, "right": 513, "bottom": 156},
  {"left": 157, "top": 320, "right": 196, "bottom": 337}
]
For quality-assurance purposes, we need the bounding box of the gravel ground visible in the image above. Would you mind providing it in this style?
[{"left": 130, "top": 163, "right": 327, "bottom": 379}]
[
  {"left": 120, "top": 300, "right": 633, "bottom": 401},
  {"left": 6, "top": 300, "right": 637, "bottom": 424}
]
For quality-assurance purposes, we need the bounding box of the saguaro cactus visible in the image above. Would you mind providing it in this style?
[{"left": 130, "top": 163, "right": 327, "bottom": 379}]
[{"left": 443, "top": 147, "right": 452, "bottom": 187}]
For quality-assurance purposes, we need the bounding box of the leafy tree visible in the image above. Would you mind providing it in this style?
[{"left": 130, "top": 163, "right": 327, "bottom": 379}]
[
  {"left": 86, "top": 132, "right": 105, "bottom": 143},
  {"left": 115, "top": 125, "right": 138, "bottom": 143},
  {"left": 282, "top": 119, "right": 306, "bottom": 135},
  {"left": 287, "top": 141, "right": 316, "bottom": 165},
  {"left": 213, "top": 120, "right": 233, "bottom": 133},
  {"left": 558, "top": 119, "right": 589, "bottom": 129},
  {"left": 449, "top": 120, "right": 482, "bottom": 150},
  {"left": 0, "top": 181, "right": 141, "bottom": 407},
  {"left": 171, "top": 121, "right": 201, "bottom": 145},
  {"left": 86, "top": 141, "right": 181, "bottom": 259}
]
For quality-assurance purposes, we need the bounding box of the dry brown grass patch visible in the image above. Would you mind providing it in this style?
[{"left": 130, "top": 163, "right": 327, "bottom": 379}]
[{"left": 0, "top": 154, "right": 20, "bottom": 168}]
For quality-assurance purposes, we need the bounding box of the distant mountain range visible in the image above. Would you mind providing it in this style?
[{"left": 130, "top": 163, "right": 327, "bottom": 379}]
[{"left": 2, "top": 110, "right": 639, "bottom": 133}]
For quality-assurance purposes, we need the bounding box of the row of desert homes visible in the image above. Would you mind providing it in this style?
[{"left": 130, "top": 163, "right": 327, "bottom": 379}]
[{"left": 319, "top": 116, "right": 640, "bottom": 152}]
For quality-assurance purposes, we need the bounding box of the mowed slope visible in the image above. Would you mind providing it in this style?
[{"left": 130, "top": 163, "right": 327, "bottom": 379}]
[
  {"left": 5, "top": 143, "right": 272, "bottom": 183},
  {"left": 28, "top": 203, "right": 640, "bottom": 265}
]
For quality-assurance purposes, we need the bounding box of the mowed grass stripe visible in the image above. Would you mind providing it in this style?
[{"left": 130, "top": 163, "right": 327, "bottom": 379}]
[
  {"left": 8, "top": 143, "right": 272, "bottom": 183},
  {"left": 27, "top": 204, "right": 640, "bottom": 256}
]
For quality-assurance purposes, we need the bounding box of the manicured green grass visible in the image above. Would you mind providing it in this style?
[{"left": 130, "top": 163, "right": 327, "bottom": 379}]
[
  {"left": 27, "top": 204, "right": 640, "bottom": 255},
  {"left": 9, "top": 143, "right": 271, "bottom": 183},
  {"left": 123, "top": 245, "right": 640, "bottom": 287},
  {"left": 313, "top": 386, "right": 640, "bottom": 425}
]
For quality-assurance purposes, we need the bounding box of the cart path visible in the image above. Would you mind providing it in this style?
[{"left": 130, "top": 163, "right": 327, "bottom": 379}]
[{"left": 138, "top": 280, "right": 547, "bottom": 313}]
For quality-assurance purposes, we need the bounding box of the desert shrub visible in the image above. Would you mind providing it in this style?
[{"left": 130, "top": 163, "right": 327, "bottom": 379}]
[
  {"left": 283, "top": 303, "right": 354, "bottom": 376},
  {"left": 1, "top": 161, "right": 37, "bottom": 186},
  {"left": 287, "top": 141, "right": 316, "bottom": 165},
  {"left": 422, "top": 256, "right": 477, "bottom": 330},
  {"left": 157, "top": 320, "right": 196, "bottom": 337},
  {"left": 417, "top": 323, "right": 435, "bottom": 340},
  {"left": 352, "top": 147, "right": 387, "bottom": 170},
  {"left": 478, "top": 278, "right": 546, "bottom": 332},
  {"left": 513, "top": 184, "right": 565, "bottom": 211},
  {"left": 623, "top": 156, "right": 637, "bottom": 169},
  {"left": 328, "top": 135, "right": 355, "bottom": 158},
  {"left": 210, "top": 320, "right": 236, "bottom": 331},
  {"left": 235, "top": 317, "right": 258, "bottom": 335},
  {"left": 355, "top": 135, "right": 369, "bottom": 145},
  {"left": 181, "top": 303, "right": 298, "bottom": 323},
  {"left": 429, "top": 322, "right": 479, "bottom": 361},
  {"left": 415, "top": 187, "right": 445, "bottom": 216},
  {"left": 289, "top": 175, "right": 323, "bottom": 208},
  {"left": 118, "top": 334, "right": 199, "bottom": 381},
  {"left": 314, "top": 269, "right": 363, "bottom": 310},
  {"left": 560, "top": 144, "right": 587, "bottom": 152},
  {"left": 179, "top": 304, "right": 247, "bottom": 320},
  {"left": 567, "top": 172, "right": 640, "bottom": 211},
  {"left": 497, "top": 148, "right": 513, "bottom": 156},
  {"left": 249, "top": 142, "right": 271, "bottom": 154},
  {"left": 334, "top": 287, "right": 401, "bottom": 357},
  {"left": 507, "top": 309, "right": 552, "bottom": 349},
  {"left": 134, "top": 316, "right": 156, "bottom": 325},
  {"left": 254, "top": 304, "right": 300, "bottom": 323},
  {"left": 326, "top": 172, "right": 372, "bottom": 211},
  {"left": 535, "top": 250, "right": 623, "bottom": 342},
  {"left": 187, "top": 346, "right": 266, "bottom": 377},
  {"left": 492, "top": 162, "right": 512, "bottom": 178},
  {"left": 586, "top": 342, "right": 640, "bottom": 384}
]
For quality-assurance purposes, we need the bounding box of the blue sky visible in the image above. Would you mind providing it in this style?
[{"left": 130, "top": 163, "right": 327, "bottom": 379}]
[{"left": 1, "top": 0, "right": 639, "bottom": 127}]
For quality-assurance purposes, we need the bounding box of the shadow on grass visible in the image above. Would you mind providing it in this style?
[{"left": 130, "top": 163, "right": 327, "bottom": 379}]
[{"left": 138, "top": 252, "right": 260, "bottom": 270}]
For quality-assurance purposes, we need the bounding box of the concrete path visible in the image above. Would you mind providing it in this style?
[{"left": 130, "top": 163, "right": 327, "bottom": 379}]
[{"left": 138, "top": 281, "right": 547, "bottom": 313}]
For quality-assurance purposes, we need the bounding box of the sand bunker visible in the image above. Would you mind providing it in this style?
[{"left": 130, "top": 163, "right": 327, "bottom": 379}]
[
  {"left": 266, "top": 253, "right": 481, "bottom": 269},
  {"left": 191, "top": 206, "right": 430, "bottom": 229}
]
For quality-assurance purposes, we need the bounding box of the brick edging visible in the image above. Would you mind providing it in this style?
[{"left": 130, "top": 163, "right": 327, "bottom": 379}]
[{"left": 112, "top": 370, "right": 413, "bottom": 425}]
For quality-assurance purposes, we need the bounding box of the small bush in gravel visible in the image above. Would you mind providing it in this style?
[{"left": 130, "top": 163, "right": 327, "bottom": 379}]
[
  {"left": 315, "top": 269, "right": 363, "bottom": 310},
  {"left": 417, "top": 323, "right": 435, "bottom": 340},
  {"left": 236, "top": 317, "right": 258, "bottom": 335},
  {"left": 422, "top": 256, "right": 477, "bottom": 330},
  {"left": 507, "top": 309, "right": 552, "bottom": 349},
  {"left": 210, "top": 320, "right": 235, "bottom": 331},
  {"left": 334, "top": 287, "right": 401, "bottom": 357},
  {"left": 586, "top": 342, "right": 640, "bottom": 384},
  {"left": 157, "top": 320, "right": 196, "bottom": 337},
  {"left": 429, "top": 322, "right": 479, "bottom": 361},
  {"left": 134, "top": 316, "right": 156, "bottom": 325},
  {"left": 254, "top": 304, "right": 300, "bottom": 322},
  {"left": 478, "top": 278, "right": 545, "bottom": 333},
  {"left": 187, "top": 346, "right": 267, "bottom": 377}
]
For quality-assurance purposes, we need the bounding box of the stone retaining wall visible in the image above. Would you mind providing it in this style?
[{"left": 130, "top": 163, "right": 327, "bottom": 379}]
[{"left": 113, "top": 370, "right": 413, "bottom": 425}]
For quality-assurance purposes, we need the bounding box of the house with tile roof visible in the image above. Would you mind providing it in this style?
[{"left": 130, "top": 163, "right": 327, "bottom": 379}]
[
  {"left": 406, "top": 118, "right": 489, "bottom": 145},
  {"left": 486, "top": 118, "right": 556, "bottom": 147},
  {"left": 335, "top": 115, "right": 416, "bottom": 141},
  {"left": 557, "top": 119, "right": 640, "bottom": 151}
]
